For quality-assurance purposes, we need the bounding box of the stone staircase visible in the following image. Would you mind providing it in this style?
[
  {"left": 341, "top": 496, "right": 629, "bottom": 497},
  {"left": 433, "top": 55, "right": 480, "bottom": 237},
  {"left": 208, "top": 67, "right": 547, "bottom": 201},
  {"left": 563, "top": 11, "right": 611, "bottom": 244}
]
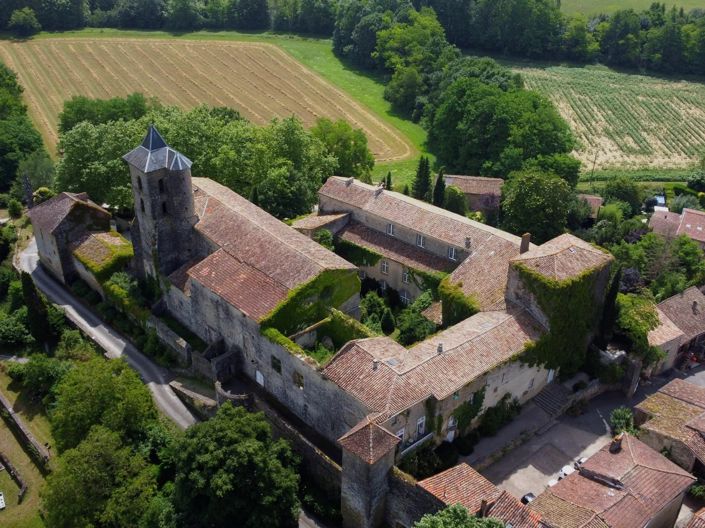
[{"left": 533, "top": 382, "right": 573, "bottom": 417}]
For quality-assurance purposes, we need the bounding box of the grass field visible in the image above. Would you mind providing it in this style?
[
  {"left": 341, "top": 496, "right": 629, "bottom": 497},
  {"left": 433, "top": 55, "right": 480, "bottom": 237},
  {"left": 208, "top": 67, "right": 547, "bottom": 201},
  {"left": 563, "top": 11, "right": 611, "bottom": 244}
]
[
  {"left": 511, "top": 63, "right": 705, "bottom": 171},
  {"left": 0, "top": 36, "right": 414, "bottom": 164},
  {"left": 560, "top": 0, "right": 703, "bottom": 15}
]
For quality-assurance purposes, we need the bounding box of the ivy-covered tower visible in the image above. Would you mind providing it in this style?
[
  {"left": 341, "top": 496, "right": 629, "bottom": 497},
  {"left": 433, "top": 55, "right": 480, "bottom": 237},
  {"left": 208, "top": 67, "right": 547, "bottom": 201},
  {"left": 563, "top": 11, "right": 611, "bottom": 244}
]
[{"left": 123, "top": 126, "right": 197, "bottom": 279}]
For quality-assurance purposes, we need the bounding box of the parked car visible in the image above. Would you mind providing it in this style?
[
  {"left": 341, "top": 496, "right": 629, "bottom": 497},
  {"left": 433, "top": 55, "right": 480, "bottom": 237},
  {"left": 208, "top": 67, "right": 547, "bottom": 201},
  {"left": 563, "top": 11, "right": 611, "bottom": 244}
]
[
  {"left": 559, "top": 465, "right": 576, "bottom": 479},
  {"left": 521, "top": 493, "right": 536, "bottom": 505}
]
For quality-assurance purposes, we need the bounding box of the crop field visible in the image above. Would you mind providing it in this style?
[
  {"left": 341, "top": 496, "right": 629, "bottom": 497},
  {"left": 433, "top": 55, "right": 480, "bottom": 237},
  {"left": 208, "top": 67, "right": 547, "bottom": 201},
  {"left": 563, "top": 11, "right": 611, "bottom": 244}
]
[
  {"left": 515, "top": 64, "right": 705, "bottom": 170},
  {"left": 0, "top": 38, "right": 413, "bottom": 162},
  {"left": 560, "top": 0, "right": 703, "bottom": 15}
]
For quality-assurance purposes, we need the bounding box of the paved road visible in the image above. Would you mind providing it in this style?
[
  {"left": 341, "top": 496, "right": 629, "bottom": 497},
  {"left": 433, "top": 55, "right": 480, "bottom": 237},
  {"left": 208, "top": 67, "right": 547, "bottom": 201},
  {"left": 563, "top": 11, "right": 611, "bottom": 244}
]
[{"left": 17, "top": 239, "right": 197, "bottom": 430}]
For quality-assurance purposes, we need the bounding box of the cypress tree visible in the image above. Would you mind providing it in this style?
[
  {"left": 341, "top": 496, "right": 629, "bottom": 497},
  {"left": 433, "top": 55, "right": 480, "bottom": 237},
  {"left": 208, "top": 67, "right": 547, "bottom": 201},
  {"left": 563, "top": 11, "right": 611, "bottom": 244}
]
[
  {"left": 433, "top": 168, "right": 446, "bottom": 207},
  {"left": 385, "top": 171, "right": 392, "bottom": 191},
  {"left": 380, "top": 308, "right": 395, "bottom": 335},
  {"left": 21, "top": 271, "right": 52, "bottom": 346},
  {"left": 403, "top": 184, "right": 410, "bottom": 196},
  {"left": 412, "top": 156, "right": 431, "bottom": 201},
  {"left": 249, "top": 185, "right": 259, "bottom": 206}
]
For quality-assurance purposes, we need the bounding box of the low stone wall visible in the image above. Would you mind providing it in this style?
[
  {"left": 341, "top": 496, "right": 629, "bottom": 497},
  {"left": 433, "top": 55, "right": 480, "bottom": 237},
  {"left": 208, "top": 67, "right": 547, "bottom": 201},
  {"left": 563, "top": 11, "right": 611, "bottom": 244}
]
[
  {"left": 0, "top": 451, "right": 27, "bottom": 503},
  {"left": 169, "top": 381, "right": 218, "bottom": 420},
  {"left": 70, "top": 256, "right": 105, "bottom": 299},
  {"left": 384, "top": 467, "right": 444, "bottom": 528},
  {"left": 0, "top": 390, "right": 50, "bottom": 472},
  {"left": 146, "top": 315, "right": 191, "bottom": 367}
]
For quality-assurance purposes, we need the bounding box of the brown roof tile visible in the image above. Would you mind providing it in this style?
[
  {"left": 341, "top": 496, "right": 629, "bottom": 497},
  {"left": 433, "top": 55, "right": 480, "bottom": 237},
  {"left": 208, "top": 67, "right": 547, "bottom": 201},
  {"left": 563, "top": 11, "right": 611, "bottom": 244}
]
[
  {"left": 291, "top": 213, "right": 349, "bottom": 231},
  {"left": 487, "top": 490, "right": 542, "bottom": 528},
  {"left": 658, "top": 287, "right": 705, "bottom": 343},
  {"left": 578, "top": 194, "right": 604, "bottom": 218},
  {"left": 657, "top": 379, "right": 705, "bottom": 410},
  {"left": 418, "top": 463, "right": 501, "bottom": 514},
  {"left": 28, "top": 192, "right": 105, "bottom": 234},
  {"left": 511, "top": 234, "right": 613, "bottom": 282},
  {"left": 338, "top": 221, "right": 455, "bottom": 275},
  {"left": 678, "top": 209, "right": 705, "bottom": 243},
  {"left": 323, "top": 308, "right": 544, "bottom": 416},
  {"left": 530, "top": 492, "right": 607, "bottom": 528},
  {"left": 687, "top": 507, "right": 705, "bottom": 528},
  {"left": 636, "top": 390, "right": 703, "bottom": 442},
  {"left": 649, "top": 211, "right": 681, "bottom": 239},
  {"left": 338, "top": 417, "right": 399, "bottom": 464},
  {"left": 648, "top": 307, "right": 685, "bottom": 347},
  {"left": 444, "top": 175, "right": 503, "bottom": 196}
]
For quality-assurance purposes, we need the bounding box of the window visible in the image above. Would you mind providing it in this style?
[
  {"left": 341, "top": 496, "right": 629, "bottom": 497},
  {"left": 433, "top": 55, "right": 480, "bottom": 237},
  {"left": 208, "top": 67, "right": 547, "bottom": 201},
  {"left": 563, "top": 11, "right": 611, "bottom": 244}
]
[
  {"left": 140, "top": 198, "right": 145, "bottom": 213},
  {"left": 380, "top": 280, "right": 387, "bottom": 291},
  {"left": 416, "top": 416, "right": 426, "bottom": 437},
  {"left": 161, "top": 202, "right": 168, "bottom": 214},
  {"left": 158, "top": 179, "right": 165, "bottom": 193},
  {"left": 386, "top": 223, "right": 395, "bottom": 236},
  {"left": 402, "top": 269, "right": 410, "bottom": 283},
  {"left": 381, "top": 260, "right": 389, "bottom": 274},
  {"left": 400, "top": 290, "right": 411, "bottom": 305},
  {"left": 293, "top": 371, "right": 304, "bottom": 389},
  {"left": 448, "top": 246, "right": 457, "bottom": 261},
  {"left": 138, "top": 177, "right": 143, "bottom": 191},
  {"left": 416, "top": 234, "right": 426, "bottom": 248},
  {"left": 271, "top": 356, "right": 282, "bottom": 374},
  {"left": 396, "top": 428, "right": 405, "bottom": 441}
]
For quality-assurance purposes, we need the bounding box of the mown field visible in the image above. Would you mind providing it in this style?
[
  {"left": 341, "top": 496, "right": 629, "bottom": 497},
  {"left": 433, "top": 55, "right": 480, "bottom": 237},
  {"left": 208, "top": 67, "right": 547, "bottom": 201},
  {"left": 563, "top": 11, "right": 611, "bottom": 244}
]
[
  {"left": 560, "top": 0, "right": 703, "bottom": 15},
  {"left": 513, "top": 64, "right": 705, "bottom": 171},
  {"left": 0, "top": 37, "right": 414, "bottom": 163}
]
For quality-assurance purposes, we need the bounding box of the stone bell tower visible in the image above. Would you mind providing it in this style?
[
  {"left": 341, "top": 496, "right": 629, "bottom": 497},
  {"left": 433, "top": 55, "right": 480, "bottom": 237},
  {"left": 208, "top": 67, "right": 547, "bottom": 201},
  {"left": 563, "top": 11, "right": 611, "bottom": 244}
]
[{"left": 123, "top": 125, "right": 197, "bottom": 279}]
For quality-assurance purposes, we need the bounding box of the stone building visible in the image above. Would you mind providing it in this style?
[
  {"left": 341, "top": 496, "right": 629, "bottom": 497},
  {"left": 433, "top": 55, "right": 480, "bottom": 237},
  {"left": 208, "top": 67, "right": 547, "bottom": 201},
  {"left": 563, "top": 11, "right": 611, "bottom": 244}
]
[
  {"left": 442, "top": 175, "right": 503, "bottom": 215},
  {"left": 649, "top": 208, "right": 705, "bottom": 248},
  {"left": 529, "top": 433, "right": 695, "bottom": 528},
  {"left": 635, "top": 379, "right": 705, "bottom": 473}
]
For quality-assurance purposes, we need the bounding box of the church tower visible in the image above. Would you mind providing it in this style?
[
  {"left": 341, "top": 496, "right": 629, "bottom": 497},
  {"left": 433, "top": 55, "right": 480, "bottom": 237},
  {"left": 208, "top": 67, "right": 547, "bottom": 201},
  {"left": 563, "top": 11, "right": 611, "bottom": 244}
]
[{"left": 123, "top": 126, "right": 197, "bottom": 279}]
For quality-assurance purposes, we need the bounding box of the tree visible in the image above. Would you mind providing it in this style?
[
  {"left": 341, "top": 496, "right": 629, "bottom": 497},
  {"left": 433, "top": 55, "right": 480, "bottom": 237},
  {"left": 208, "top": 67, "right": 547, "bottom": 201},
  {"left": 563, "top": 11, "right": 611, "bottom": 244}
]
[
  {"left": 412, "top": 156, "right": 431, "bottom": 201},
  {"left": 562, "top": 14, "right": 599, "bottom": 62},
  {"left": 229, "top": 0, "right": 270, "bottom": 29},
  {"left": 257, "top": 166, "right": 317, "bottom": 220},
  {"left": 171, "top": 403, "right": 300, "bottom": 528},
  {"left": 59, "top": 93, "right": 151, "bottom": 133},
  {"left": 313, "top": 228, "right": 334, "bottom": 251},
  {"left": 444, "top": 185, "right": 466, "bottom": 216},
  {"left": 18, "top": 354, "right": 71, "bottom": 403},
  {"left": 501, "top": 171, "right": 572, "bottom": 243},
  {"left": 165, "top": 0, "right": 202, "bottom": 29},
  {"left": 0, "top": 114, "right": 43, "bottom": 191},
  {"left": 396, "top": 291, "right": 435, "bottom": 346},
  {"left": 432, "top": 168, "right": 445, "bottom": 207},
  {"left": 21, "top": 271, "right": 58, "bottom": 346},
  {"left": 609, "top": 406, "right": 636, "bottom": 435},
  {"left": 603, "top": 176, "right": 643, "bottom": 216},
  {"left": 50, "top": 358, "right": 157, "bottom": 451},
  {"left": 8, "top": 8, "right": 42, "bottom": 36},
  {"left": 380, "top": 307, "right": 395, "bottom": 335},
  {"left": 42, "top": 426, "right": 156, "bottom": 528},
  {"left": 16, "top": 149, "right": 55, "bottom": 194},
  {"left": 671, "top": 194, "right": 701, "bottom": 214},
  {"left": 8, "top": 198, "right": 22, "bottom": 217},
  {"left": 385, "top": 171, "right": 392, "bottom": 190},
  {"left": 55, "top": 328, "right": 96, "bottom": 361},
  {"left": 415, "top": 504, "right": 504, "bottom": 528},
  {"left": 310, "top": 118, "right": 374, "bottom": 179}
]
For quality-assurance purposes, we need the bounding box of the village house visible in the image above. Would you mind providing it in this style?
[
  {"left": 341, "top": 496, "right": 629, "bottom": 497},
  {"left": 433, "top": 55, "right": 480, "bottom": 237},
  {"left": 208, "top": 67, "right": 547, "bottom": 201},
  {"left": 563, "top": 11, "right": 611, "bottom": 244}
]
[
  {"left": 442, "top": 174, "right": 503, "bottom": 215},
  {"left": 529, "top": 432, "right": 695, "bottom": 528},
  {"left": 578, "top": 193, "right": 604, "bottom": 220},
  {"left": 649, "top": 208, "right": 705, "bottom": 248},
  {"left": 634, "top": 378, "right": 705, "bottom": 473}
]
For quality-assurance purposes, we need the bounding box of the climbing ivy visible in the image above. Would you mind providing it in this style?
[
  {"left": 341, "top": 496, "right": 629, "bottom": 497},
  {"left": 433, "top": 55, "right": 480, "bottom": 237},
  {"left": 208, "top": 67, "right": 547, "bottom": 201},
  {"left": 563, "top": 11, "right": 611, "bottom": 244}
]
[
  {"left": 515, "top": 262, "right": 607, "bottom": 375},
  {"left": 409, "top": 269, "right": 447, "bottom": 298},
  {"left": 615, "top": 293, "right": 665, "bottom": 366},
  {"left": 72, "top": 231, "right": 133, "bottom": 283},
  {"left": 334, "top": 239, "right": 382, "bottom": 267},
  {"left": 438, "top": 278, "right": 479, "bottom": 328},
  {"left": 452, "top": 387, "right": 485, "bottom": 434}
]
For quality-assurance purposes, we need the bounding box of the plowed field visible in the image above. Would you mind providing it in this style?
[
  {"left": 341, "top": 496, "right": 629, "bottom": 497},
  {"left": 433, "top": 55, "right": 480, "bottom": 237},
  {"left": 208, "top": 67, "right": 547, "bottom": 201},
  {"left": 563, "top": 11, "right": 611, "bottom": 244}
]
[{"left": 0, "top": 38, "right": 413, "bottom": 162}]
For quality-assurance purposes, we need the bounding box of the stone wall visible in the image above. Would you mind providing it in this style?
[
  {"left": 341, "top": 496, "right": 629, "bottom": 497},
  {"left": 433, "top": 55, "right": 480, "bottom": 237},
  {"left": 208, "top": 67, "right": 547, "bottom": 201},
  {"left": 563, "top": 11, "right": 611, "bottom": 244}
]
[
  {"left": 384, "top": 467, "right": 444, "bottom": 528},
  {"left": 0, "top": 451, "right": 27, "bottom": 503},
  {"left": 637, "top": 428, "right": 695, "bottom": 472},
  {"left": 70, "top": 255, "right": 105, "bottom": 298},
  {"left": 146, "top": 315, "right": 191, "bottom": 367},
  {"left": 0, "top": 390, "right": 50, "bottom": 471}
]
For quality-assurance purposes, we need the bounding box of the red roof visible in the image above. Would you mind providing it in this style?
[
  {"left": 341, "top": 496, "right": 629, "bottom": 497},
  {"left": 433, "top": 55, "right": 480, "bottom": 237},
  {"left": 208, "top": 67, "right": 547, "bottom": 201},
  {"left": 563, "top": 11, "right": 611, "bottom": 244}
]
[
  {"left": 338, "top": 417, "right": 399, "bottom": 464},
  {"left": 419, "top": 463, "right": 501, "bottom": 514},
  {"left": 444, "top": 175, "right": 503, "bottom": 196},
  {"left": 687, "top": 507, "right": 705, "bottom": 528},
  {"left": 658, "top": 287, "right": 705, "bottom": 343},
  {"left": 28, "top": 192, "right": 107, "bottom": 234},
  {"left": 679, "top": 208, "right": 705, "bottom": 243},
  {"left": 488, "top": 490, "right": 543, "bottom": 528}
]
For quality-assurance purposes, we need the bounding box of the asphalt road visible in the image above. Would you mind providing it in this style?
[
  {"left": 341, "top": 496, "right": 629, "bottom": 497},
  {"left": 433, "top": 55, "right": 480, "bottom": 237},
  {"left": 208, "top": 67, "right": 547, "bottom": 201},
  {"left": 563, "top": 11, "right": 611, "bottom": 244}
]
[{"left": 17, "top": 239, "right": 197, "bottom": 430}]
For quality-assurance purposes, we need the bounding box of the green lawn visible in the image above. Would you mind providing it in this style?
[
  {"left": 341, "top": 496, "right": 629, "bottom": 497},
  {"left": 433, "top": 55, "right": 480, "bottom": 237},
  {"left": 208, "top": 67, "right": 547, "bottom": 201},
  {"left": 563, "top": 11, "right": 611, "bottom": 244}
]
[
  {"left": 23, "top": 28, "right": 430, "bottom": 190},
  {"left": 560, "top": 0, "right": 703, "bottom": 15}
]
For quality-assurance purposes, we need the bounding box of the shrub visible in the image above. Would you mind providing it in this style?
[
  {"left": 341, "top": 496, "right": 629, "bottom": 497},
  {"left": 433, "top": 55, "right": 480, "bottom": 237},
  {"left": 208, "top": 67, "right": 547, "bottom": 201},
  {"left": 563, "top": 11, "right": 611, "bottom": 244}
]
[
  {"left": 8, "top": 199, "right": 22, "bottom": 218},
  {"left": 0, "top": 265, "right": 15, "bottom": 298},
  {"left": 56, "top": 329, "right": 96, "bottom": 361},
  {"left": 690, "top": 483, "right": 705, "bottom": 500},
  {"left": 33, "top": 186, "right": 56, "bottom": 204},
  {"left": 453, "top": 432, "right": 479, "bottom": 456},
  {"left": 7, "top": 280, "right": 23, "bottom": 310},
  {"left": 479, "top": 394, "right": 520, "bottom": 437},
  {"left": 671, "top": 194, "right": 701, "bottom": 214},
  {"left": 312, "top": 229, "right": 334, "bottom": 251},
  {"left": 609, "top": 406, "right": 637, "bottom": 435},
  {"left": 380, "top": 308, "right": 395, "bottom": 335},
  {"left": 8, "top": 8, "right": 41, "bottom": 36}
]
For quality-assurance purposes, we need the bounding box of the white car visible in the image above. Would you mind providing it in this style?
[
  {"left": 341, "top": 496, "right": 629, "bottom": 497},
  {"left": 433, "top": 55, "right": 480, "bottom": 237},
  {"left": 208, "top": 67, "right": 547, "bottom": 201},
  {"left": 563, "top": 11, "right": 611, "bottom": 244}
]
[
  {"left": 0, "top": 491, "right": 6, "bottom": 510},
  {"left": 560, "top": 465, "right": 576, "bottom": 479}
]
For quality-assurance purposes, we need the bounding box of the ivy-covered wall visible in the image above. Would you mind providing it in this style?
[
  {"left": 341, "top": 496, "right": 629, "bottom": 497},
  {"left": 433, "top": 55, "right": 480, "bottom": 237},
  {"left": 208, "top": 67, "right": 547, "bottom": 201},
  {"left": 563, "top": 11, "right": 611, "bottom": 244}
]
[
  {"left": 260, "top": 269, "right": 361, "bottom": 337},
  {"left": 438, "top": 278, "right": 479, "bottom": 327},
  {"left": 72, "top": 231, "right": 134, "bottom": 283},
  {"left": 514, "top": 262, "right": 610, "bottom": 375},
  {"left": 317, "top": 308, "right": 376, "bottom": 350},
  {"left": 334, "top": 239, "right": 382, "bottom": 267}
]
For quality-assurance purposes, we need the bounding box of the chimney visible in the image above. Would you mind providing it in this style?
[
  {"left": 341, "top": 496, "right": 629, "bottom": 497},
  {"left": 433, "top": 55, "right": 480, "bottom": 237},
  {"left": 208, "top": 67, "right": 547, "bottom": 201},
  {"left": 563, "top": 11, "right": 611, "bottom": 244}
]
[
  {"left": 693, "top": 301, "right": 699, "bottom": 315},
  {"left": 437, "top": 343, "right": 443, "bottom": 355},
  {"left": 520, "top": 233, "right": 531, "bottom": 254},
  {"left": 479, "top": 499, "right": 490, "bottom": 518},
  {"left": 345, "top": 177, "right": 354, "bottom": 186},
  {"left": 374, "top": 182, "right": 384, "bottom": 196},
  {"left": 465, "top": 236, "right": 472, "bottom": 250},
  {"left": 372, "top": 359, "right": 379, "bottom": 371},
  {"left": 609, "top": 432, "right": 624, "bottom": 454}
]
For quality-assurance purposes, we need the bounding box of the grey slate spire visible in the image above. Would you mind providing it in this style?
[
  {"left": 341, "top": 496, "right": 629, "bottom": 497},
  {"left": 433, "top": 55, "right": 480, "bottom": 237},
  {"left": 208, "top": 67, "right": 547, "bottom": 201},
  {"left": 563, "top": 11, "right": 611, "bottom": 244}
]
[{"left": 123, "top": 125, "right": 192, "bottom": 173}]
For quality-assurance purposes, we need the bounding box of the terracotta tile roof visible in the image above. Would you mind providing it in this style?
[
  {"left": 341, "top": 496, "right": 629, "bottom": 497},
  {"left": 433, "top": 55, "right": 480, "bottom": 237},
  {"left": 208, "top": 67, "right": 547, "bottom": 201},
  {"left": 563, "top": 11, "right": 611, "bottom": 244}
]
[
  {"left": 687, "top": 507, "right": 705, "bottom": 528},
  {"left": 649, "top": 210, "right": 681, "bottom": 239},
  {"left": 680, "top": 428, "right": 705, "bottom": 465},
  {"left": 679, "top": 208, "right": 705, "bottom": 243},
  {"left": 648, "top": 307, "right": 685, "bottom": 347},
  {"left": 658, "top": 287, "right": 705, "bottom": 343},
  {"left": 338, "top": 222, "right": 455, "bottom": 275},
  {"left": 168, "top": 260, "right": 197, "bottom": 294},
  {"left": 319, "top": 176, "right": 524, "bottom": 254},
  {"left": 444, "top": 175, "right": 503, "bottom": 196},
  {"left": 70, "top": 232, "right": 129, "bottom": 267},
  {"left": 658, "top": 379, "right": 705, "bottom": 410},
  {"left": 511, "top": 234, "right": 613, "bottom": 282},
  {"left": 323, "top": 308, "right": 544, "bottom": 416},
  {"left": 291, "top": 213, "right": 349, "bottom": 231},
  {"left": 635, "top": 390, "right": 703, "bottom": 442},
  {"left": 487, "top": 490, "right": 542, "bottom": 528},
  {"left": 578, "top": 194, "right": 604, "bottom": 218},
  {"left": 530, "top": 491, "right": 607, "bottom": 528},
  {"left": 422, "top": 302, "right": 443, "bottom": 325},
  {"left": 338, "top": 417, "right": 399, "bottom": 464},
  {"left": 418, "top": 463, "right": 501, "bottom": 514},
  {"left": 531, "top": 434, "right": 695, "bottom": 528},
  {"left": 188, "top": 249, "right": 289, "bottom": 321},
  {"left": 28, "top": 192, "right": 105, "bottom": 234}
]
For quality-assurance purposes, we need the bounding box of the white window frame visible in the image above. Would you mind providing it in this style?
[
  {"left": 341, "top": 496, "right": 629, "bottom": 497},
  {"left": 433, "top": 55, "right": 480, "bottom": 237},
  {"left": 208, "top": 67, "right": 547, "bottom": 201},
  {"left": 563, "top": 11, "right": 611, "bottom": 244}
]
[
  {"left": 380, "top": 280, "right": 388, "bottom": 291},
  {"left": 400, "top": 290, "right": 411, "bottom": 305},
  {"left": 396, "top": 428, "right": 405, "bottom": 441},
  {"left": 448, "top": 246, "right": 457, "bottom": 261},
  {"left": 402, "top": 269, "right": 410, "bottom": 283},
  {"left": 386, "top": 223, "right": 395, "bottom": 236},
  {"left": 381, "top": 260, "right": 389, "bottom": 274},
  {"left": 417, "top": 416, "right": 426, "bottom": 437},
  {"left": 416, "top": 234, "right": 426, "bottom": 248}
]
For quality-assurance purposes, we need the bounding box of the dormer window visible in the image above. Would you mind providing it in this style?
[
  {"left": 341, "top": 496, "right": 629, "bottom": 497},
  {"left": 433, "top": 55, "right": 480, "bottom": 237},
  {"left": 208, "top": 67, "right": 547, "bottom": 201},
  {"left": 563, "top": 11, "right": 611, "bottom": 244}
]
[
  {"left": 386, "top": 223, "right": 395, "bottom": 236},
  {"left": 448, "top": 247, "right": 457, "bottom": 261},
  {"left": 416, "top": 234, "right": 426, "bottom": 248}
]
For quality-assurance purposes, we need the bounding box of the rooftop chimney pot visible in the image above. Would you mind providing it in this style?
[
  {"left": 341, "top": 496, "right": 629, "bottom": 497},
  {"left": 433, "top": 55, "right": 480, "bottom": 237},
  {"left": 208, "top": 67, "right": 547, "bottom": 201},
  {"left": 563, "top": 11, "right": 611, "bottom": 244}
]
[
  {"left": 465, "top": 236, "right": 472, "bottom": 250},
  {"left": 437, "top": 343, "right": 443, "bottom": 355},
  {"left": 372, "top": 359, "right": 379, "bottom": 371},
  {"left": 693, "top": 301, "right": 699, "bottom": 315},
  {"left": 520, "top": 233, "right": 531, "bottom": 254},
  {"left": 609, "top": 432, "right": 624, "bottom": 454}
]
